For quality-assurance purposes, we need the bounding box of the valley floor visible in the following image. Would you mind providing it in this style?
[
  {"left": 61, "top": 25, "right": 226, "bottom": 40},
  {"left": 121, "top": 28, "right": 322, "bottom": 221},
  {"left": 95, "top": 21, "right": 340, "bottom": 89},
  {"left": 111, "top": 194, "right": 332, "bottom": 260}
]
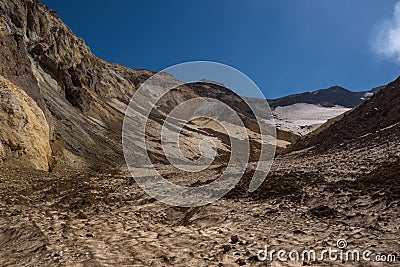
[{"left": 1, "top": 128, "right": 399, "bottom": 267}]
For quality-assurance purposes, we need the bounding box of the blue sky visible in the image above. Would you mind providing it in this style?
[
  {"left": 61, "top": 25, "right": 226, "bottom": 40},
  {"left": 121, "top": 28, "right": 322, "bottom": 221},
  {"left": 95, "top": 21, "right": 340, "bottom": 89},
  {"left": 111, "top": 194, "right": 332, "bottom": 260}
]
[{"left": 42, "top": 0, "right": 400, "bottom": 98}]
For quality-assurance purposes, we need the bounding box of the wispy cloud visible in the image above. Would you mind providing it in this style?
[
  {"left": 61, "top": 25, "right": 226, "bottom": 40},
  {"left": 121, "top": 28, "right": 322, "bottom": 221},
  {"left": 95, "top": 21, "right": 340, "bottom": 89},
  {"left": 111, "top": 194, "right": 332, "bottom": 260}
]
[{"left": 373, "top": 1, "right": 400, "bottom": 63}]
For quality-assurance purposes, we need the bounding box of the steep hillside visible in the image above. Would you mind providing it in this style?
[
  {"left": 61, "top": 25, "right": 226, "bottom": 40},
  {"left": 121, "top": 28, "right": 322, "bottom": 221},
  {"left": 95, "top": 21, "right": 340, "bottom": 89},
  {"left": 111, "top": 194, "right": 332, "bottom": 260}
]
[
  {"left": 190, "top": 82, "right": 300, "bottom": 145},
  {"left": 290, "top": 77, "right": 400, "bottom": 151},
  {"left": 0, "top": 0, "right": 289, "bottom": 170},
  {"left": 0, "top": 0, "right": 153, "bottom": 167}
]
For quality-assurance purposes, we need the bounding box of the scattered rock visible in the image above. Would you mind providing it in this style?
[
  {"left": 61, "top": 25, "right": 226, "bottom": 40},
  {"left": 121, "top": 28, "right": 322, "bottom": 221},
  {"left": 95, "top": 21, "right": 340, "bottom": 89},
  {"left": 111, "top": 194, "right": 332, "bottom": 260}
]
[
  {"left": 230, "top": 235, "right": 239, "bottom": 244},
  {"left": 235, "top": 258, "right": 246, "bottom": 266},
  {"left": 86, "top": 233, "right": 94, "bottom": 238},
  {"left": 10, "top": 209, "right": 22, "bottom": 216},
  {"left": 222, "top": 244, "right": 231, "bottom": 253},
  {"left": 309, "top": 205, "right": 338, "bottom": 218}
]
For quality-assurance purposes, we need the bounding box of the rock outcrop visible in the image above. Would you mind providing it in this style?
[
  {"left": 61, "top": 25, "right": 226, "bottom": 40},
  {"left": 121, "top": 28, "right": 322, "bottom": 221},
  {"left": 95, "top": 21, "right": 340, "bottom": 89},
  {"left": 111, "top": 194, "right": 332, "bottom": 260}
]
[
  {"left": 0, "top": 75, "right": 51, "bottom": 171},
  {"left": 0, "top": 0, "right": 293, "bottom": 171},
  {"left": 0, "top": 0, "right": 157, "bottom": 168}
]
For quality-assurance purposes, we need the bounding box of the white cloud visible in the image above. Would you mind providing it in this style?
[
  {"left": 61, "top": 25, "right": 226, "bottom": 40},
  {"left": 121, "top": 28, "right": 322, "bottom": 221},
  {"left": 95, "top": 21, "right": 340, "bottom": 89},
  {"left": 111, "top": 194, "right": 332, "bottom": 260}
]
[{"left": 373, "top": 1, "right": 400, "bottom": 63}]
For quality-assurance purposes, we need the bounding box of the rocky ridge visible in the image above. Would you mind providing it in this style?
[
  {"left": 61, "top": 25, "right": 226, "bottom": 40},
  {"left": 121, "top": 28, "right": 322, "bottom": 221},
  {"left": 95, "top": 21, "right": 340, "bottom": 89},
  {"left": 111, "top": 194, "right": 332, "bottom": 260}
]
[{"left": 0, "top": 0, "right": 294, "bottom": 171}]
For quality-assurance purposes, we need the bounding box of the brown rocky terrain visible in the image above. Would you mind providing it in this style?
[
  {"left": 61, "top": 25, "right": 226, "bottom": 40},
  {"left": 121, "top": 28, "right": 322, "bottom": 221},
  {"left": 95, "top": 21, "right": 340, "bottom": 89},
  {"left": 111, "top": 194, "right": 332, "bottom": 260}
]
[
  {"left": 290, "top": 77, "right": 400, "bottom": 152},
  {"left": 0, "top": 0, "right": 294, "bottom": 171},
  {"left": 1, "top": 113, "right": 399, "bottom": 265},
  {"left": 0, "top": 0, "right": 399, "bottom": 266},
  {"left": 0, "top": 75, "right": 51, "bottom": 170}
]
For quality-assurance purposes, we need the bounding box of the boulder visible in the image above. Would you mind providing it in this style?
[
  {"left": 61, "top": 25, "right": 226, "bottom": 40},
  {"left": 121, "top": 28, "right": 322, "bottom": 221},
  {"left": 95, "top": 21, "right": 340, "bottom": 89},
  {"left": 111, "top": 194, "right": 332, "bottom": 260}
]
[{"left": 0, "top": 75, "right": 51, "bottom": 170}]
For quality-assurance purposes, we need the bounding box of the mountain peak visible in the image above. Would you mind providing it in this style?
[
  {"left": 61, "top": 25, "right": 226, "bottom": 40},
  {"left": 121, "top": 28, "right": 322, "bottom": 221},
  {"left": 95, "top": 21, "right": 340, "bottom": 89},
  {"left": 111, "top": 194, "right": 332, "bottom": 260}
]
[
  {"left": 269, "top": 85, "right": 379, "bottom": 109},
  {"left": 324, "top": 85, "right": 350, "bottom": 92}
]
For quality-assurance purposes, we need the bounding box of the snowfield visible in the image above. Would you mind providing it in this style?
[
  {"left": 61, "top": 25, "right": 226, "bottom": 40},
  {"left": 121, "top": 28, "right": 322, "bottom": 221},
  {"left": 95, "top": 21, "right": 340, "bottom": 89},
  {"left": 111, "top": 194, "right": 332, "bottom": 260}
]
[{"left": 273, "top": 103, "right": 351, "bottom": 135}]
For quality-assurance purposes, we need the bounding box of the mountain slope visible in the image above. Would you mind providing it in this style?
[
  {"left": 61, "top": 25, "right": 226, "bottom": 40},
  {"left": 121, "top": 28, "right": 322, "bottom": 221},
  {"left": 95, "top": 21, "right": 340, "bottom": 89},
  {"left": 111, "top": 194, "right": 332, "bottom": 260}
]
[
  {"left": 290, "top": 77, "right": 400, "bottom": 152},
  {"left": 268, "top": 85, "right": 381, "bottom": 108},
  {"left": 192, "top": 83, "right": 380, "bottom": 135},
  {"left": 0, "top": 0, "right": 287, "bottom": 170},
  {"left": 0, "top": 0, "right": 149, "bottom": 167},
  {"left": 262, "top": 85, "right": 383, "bottom": 135}
]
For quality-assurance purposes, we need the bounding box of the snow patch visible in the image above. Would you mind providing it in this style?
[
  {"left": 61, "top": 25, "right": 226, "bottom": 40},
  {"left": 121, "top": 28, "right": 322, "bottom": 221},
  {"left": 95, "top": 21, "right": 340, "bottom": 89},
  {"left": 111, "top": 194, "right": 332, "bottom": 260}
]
[{"left": 273, "top": 103, "right": 350, "bottom": 135}]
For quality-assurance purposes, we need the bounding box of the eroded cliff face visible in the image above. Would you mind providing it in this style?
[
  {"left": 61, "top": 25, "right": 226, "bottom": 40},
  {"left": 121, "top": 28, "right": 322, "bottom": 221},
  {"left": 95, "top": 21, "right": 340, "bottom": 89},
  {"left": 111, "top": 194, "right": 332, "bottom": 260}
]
[
  {"left": 0, "top": 0, "right": 138, "bottom": 109},
  {"left": 0, "top": 76, "right": 51, "bottom": 171},
  {"left": 0, "top": 0, "right": 153, "bottom": 168},
  {"left": 0, "top": 0, "right": 293, "bottom": 170}
]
